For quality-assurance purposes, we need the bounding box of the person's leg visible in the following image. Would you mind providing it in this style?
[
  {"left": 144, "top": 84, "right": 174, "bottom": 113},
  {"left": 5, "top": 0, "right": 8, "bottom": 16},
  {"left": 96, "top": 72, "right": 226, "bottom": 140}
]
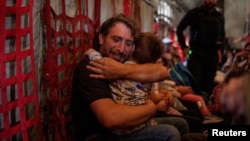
[
  {"left": 180, "top": 115, "right": 203, "bottom": 133},
  {"left": 154, "top": 116, "right": 189, "bottom": 136},
  {"left": 106, "top": 124, "right": 181, "bottom": 141},
  {"left": 85, "top": 134, "right": 104, "bottom": 141},
  {"left": 202, "top": 55, "right": 219, "bottom": 96},
  {"left": 180, "top": 94, "right": 210, "bottom": 116},
  {"left": 180, "top": 94, "right": 223, "bottom": 125},
  {"left": 179, "top": 109, "right": 204, "bottom": 133},
  {"left": 187, "top": 54, "right": 203, "bottom": 89},
  {"left": 181, "top": 133, "right": 207, "bottom": 141},
  {"left": 156, "top": 110, "right": 203, "bottom": 133},
  {"left": 179, "top": 109, "right": 203, "bottom": 121}
]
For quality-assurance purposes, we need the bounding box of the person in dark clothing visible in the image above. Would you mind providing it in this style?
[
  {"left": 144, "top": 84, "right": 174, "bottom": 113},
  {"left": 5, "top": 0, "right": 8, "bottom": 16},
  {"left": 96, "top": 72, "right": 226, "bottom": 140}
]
[{"left": 177, "top": 0, "right": 225, "bottom": 98}]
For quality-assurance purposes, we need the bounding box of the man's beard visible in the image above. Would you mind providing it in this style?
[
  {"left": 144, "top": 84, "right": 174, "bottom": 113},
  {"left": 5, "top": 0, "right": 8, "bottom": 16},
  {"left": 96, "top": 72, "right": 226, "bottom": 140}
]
[
  {"left": 109, "top": 49, "right": 126, "bottom": 62},
  {"left": 101, "top": 46, "right": 127, "bottom": 62}
]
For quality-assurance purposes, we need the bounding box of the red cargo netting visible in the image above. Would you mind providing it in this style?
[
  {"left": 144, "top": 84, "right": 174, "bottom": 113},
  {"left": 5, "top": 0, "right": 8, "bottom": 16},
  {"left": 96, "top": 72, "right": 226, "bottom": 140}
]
[
  {"left": 41, "top": 0, "right": 100, "bottom": 140},
  {"left": 0, "top": 0, "right": 41, "bottom": 141}
]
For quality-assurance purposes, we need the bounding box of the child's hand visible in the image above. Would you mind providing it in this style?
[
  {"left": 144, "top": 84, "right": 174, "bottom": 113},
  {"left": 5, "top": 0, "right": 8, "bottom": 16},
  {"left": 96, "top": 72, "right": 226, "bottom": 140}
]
[
  {"left": 84, "top": 48, "right": 96, "bottom": 56},
  {"left": 176, "top": 86, "right": 194, "bottom": 95},
  {"left": 159, "top": 89, "right": 174, "bottom": 107},
  {"left": 150, "top": 93, "right": 165, "bottom": 103},
  {"left": 85, "top": 48, "right": 102, "bottom": 61}
]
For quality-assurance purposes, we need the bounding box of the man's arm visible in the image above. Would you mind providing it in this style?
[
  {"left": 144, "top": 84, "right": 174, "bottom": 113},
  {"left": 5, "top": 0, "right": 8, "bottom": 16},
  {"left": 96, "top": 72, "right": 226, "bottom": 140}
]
[
  {"left": 87, "top": 57, "right": 170, "bottom": 83},
  {"left": 76, "top": 59, "right": 156, "bottom": 129},
  {"left": 90, "top": 98, "right": 156, "bottom": 128},
  {"left": 217, "top": 15, "right": 226, "bottom": 50},
  {"left": 176, "top": 10, "right": 192, "bottom": 50},
  {"left": 217, "top": 15, "right": 226, "bottom": 65}
]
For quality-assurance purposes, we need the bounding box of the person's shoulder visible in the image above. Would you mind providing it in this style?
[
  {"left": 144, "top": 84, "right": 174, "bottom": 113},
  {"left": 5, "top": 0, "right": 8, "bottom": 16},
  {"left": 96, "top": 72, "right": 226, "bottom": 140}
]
[
  {"left": 213, "top": 8, "right": 224, "bottom": 18},
  {"left": 77, "top": 56, "right": 89, "bottom": 65},
  {"left": 190, "top": 6, "right": 204, "bottom": 12},
  {"left": 192, "top": 6, "right": 202, "bottom": 12},
  {"left": 74, "top": 56, "right": 90, "bottom": 73},
  {"left": 186, "top": 7, "right": 201, "bottom": 16}
]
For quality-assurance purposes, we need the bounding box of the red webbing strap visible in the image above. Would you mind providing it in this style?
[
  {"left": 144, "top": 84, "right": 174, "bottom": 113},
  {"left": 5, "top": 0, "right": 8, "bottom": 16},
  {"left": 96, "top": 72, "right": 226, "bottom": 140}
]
[
  {"left": 123, "top": 0, "right": 131, "bottom": 17},
  {"left": 0, "top": 0, "right": 41, "bottom": 141},
  {"left": 86, "top": 0, "right": 94, "bottom": 48},
  {"left": 43, "top": 0, "right": 68, "bottom": 140},
  {"left": 134, "top": 0, "right": 141, "bottom": 32},
  {"left": 112, "top": 0, "right": 116, "bottom": 16},
  {"left": 42, "top": 0, "right": 99, "bottom": 140},
  {"left": 94, "top": 0, "right": 101, "bottom": 29},
  {"left": 84, "top": 0, "right": 100, "bottom": 45},
  {"left": 170, "top": 30, "right": 183, "bottom": 61}
]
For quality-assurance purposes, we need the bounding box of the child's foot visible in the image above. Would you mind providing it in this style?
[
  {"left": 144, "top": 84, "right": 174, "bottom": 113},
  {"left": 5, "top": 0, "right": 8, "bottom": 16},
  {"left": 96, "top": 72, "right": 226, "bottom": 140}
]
[{"left": 203, "top": 114, "right": 223, "bottom": 124}]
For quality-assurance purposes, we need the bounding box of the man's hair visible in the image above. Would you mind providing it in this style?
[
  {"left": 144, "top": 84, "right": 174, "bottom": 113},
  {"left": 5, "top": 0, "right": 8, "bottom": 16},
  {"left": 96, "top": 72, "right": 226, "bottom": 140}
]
[
  {"left": 133, "top": 32, "right": 164, "bottom": 64},
  {"left": 99, "top": 13, "right": 138, "bottom": 38},
  {"left": 93, "top": 13, "right": 138, "bottom": 50}
]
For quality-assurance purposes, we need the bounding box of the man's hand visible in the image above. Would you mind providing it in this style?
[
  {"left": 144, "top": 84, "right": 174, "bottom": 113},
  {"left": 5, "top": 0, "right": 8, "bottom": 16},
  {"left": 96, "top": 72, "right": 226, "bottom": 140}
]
[
  {"left": 87, "top": 57, "right": 126, "bottom": 79},
  {"left": 155, "top": 99, "right": 168, "bottom": 112}
]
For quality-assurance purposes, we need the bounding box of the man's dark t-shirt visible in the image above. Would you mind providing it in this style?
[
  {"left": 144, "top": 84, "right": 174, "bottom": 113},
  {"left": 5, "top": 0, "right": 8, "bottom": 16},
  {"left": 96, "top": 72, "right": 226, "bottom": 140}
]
[{"left": 71, "top": 57, "right": 112, "bottom": 140}]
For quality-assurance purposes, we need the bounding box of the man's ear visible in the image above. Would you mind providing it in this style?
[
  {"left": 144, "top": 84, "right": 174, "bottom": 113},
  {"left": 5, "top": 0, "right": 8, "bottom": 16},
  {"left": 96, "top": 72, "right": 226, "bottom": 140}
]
[{"left": 99, "top": 34, "right": 104, "bottom": 45}]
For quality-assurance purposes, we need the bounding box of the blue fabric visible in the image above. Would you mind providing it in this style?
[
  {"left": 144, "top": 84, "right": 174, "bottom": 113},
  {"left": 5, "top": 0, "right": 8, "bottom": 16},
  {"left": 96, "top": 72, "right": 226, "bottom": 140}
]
[{"left": 170, "top": 63, "right": 209, "bottom": 102}]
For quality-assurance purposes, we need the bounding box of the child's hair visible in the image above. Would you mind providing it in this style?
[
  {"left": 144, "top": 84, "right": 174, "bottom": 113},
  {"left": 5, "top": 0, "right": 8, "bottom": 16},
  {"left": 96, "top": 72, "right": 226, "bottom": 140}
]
[{"left": 132, "top": 32, "right": 164, "bottom": 64}]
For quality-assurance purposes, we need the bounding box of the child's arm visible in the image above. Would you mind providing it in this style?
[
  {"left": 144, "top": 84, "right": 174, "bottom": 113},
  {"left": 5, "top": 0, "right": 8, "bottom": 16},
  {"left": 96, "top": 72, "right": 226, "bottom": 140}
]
[
  {"left": 150, "top": 82, "right": 162, "bottom": 103},
  {"left": 150, "top": 83, "right": 168, "bottom": 112},
  {"left": 175, "top": 86, "right": 194, "bottom": 95}
]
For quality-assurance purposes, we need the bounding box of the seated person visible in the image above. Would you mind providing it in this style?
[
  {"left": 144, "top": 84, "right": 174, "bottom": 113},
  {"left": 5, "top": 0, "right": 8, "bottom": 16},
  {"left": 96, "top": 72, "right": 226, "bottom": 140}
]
[
  {"left": 72, "top": 13, "right": 184, "bottom": 141},
  {"left": 86, "top": 32, "right": 184, "bottom": 134},
  {"left": 158, "top": 79, "right": 223, "bottom": 124},
  {"left": 160, "top": 57, "right": 223, "bottom": 124},
  {"left": 88, "top": 32, "right": 205, "bottom": 133},
  {"left": 220, "top": 69, "right": 250, "bottom": 124},
  {"left": 230, "top": 42, "right": 250, "bottom": 73}
]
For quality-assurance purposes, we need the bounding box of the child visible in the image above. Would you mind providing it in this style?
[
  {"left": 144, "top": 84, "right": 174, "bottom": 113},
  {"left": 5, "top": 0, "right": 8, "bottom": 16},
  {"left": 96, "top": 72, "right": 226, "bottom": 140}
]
[
  {"left": 158, "top": 78, "right": 223, "bottom": 124},
  {"left": 85, "top": 32, "right": 175, "bottom": 134}
]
